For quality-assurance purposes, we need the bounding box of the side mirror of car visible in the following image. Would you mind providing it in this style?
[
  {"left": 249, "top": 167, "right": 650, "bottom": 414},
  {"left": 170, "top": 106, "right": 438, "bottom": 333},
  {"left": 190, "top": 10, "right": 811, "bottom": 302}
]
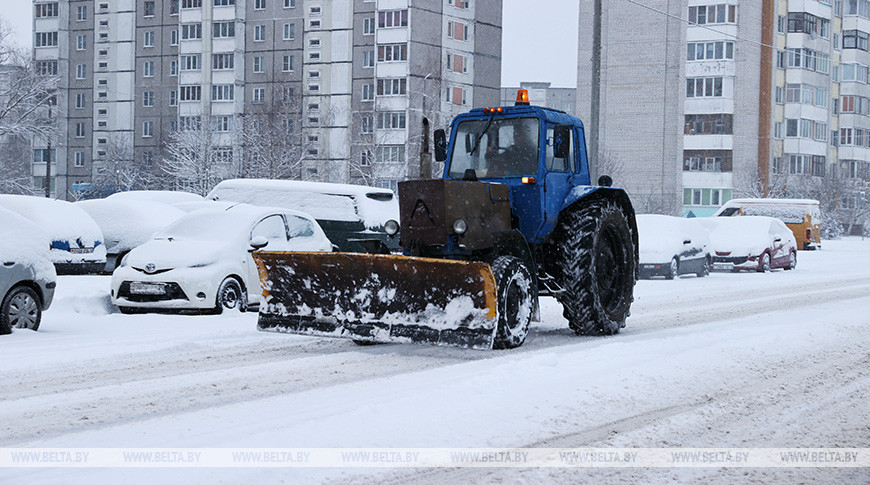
[{"left": 249, "top": 236, "right": 269, "bottom": 252}]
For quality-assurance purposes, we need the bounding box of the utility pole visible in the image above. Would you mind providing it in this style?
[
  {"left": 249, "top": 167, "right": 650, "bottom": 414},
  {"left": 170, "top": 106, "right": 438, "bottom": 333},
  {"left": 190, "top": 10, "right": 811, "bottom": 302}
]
[
  {"left": 44, "top": 97, "right": 53, "bottom": 198},
  {"left": 590, "top": 0, "right": 602, "bottom": 184}
]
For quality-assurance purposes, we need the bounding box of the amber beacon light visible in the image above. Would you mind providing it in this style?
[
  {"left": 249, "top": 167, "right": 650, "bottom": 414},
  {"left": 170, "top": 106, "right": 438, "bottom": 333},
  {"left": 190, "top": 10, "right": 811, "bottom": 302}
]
[{"left": 515, "top": 89, "right": 530, "bottom": 106}]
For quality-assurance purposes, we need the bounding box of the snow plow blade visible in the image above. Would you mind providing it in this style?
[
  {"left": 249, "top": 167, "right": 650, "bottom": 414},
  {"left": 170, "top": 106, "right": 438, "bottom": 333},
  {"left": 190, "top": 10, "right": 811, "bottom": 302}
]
[{"left": 253, "top": 251, "right": 499, "bottom": 350}]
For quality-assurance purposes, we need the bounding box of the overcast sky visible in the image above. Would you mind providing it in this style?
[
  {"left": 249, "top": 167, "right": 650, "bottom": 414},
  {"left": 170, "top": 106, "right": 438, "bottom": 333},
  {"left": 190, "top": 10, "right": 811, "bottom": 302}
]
[{"left": 2, "top": 0, "right": 579, "bottom": 88}]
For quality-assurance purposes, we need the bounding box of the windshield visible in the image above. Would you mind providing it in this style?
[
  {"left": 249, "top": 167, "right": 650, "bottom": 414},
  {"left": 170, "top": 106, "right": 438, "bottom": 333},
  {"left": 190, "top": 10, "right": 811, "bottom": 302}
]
[
  {"left": 157, "top": 211, "right": 245, "bottom": 241},
  {"left": 448, "top": 117, "right": 540, "bottom": 178}
]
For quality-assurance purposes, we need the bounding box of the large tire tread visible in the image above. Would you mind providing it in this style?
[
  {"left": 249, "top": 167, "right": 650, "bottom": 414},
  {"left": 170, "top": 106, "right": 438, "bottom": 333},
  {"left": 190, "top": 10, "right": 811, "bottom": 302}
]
[{"left": 491, "top": 256, "right": 533, "bottom": 349}]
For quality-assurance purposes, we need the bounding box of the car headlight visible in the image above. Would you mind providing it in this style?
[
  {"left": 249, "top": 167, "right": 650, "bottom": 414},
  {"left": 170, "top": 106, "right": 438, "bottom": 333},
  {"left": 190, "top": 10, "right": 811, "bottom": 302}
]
[
  {"left": 384, "top": 219, "right": 400, "bottom": 236},
  {"left": 453, "top": 219, "right": 468, "bottom": 235}
]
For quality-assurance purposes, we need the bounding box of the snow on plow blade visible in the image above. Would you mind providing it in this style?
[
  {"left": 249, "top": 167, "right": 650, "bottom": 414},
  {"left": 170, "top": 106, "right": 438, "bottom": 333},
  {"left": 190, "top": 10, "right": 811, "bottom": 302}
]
[{"left": 253, "top": 251, "right": 499, "bottom": 350}]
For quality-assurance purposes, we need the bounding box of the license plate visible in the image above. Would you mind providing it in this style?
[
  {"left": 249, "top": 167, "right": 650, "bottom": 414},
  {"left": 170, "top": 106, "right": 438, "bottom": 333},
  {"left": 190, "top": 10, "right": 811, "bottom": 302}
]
[
  {"left": 130, "top": 282, "right": 166, "bottom": 295},
  {"left": 713, "top": 263, "right": 732, "bottom": 270},
  {"left": 69, "top": 247, "right": 94, "bottom": 254}
]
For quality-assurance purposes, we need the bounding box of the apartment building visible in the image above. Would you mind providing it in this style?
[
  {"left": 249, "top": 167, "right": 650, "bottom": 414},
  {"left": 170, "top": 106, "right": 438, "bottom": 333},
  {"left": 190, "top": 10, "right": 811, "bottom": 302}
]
[
  {"left": 500, "top": 81, "right": 577, "bottom": 114},
  {"left": 31, "top": 0, "right": 502, "bottom": 199},
  {"left": 578, "top": 0, "right": 870, "bottom": 218}
]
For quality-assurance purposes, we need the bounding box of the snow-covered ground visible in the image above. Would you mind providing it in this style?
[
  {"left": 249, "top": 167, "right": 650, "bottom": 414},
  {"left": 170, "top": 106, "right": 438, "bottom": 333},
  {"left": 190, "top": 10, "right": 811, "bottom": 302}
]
[{"left": 1, "top": 238, "right": 869, "bottom": 484}]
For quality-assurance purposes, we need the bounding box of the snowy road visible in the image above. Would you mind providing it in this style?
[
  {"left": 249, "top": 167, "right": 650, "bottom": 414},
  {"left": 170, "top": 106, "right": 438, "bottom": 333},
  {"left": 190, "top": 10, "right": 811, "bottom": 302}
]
[{"left": 1, "top": 238, "right": 869, "bottom": 484}]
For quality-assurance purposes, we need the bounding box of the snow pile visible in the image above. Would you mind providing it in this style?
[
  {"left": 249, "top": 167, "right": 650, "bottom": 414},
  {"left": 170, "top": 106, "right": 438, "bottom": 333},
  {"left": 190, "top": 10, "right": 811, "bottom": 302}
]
[
  {"left": 207, "top": 179, "right": 399, "bottom": 228},
  {"left": 76, "top": 199, "right": 185, "bottom": 254}
]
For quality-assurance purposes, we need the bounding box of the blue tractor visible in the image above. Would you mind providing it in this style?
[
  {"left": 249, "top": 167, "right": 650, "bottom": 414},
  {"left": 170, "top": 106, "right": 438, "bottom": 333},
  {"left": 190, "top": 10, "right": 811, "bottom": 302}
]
[{"left": 255, "top": 91, "right": 638, "bottom": 349}]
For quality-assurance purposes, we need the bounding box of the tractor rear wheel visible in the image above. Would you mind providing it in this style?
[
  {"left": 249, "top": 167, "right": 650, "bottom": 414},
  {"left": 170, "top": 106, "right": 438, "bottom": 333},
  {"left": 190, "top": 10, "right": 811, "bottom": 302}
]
[{"left": 551, "top": 200, "right": 636, "bottom": 336}]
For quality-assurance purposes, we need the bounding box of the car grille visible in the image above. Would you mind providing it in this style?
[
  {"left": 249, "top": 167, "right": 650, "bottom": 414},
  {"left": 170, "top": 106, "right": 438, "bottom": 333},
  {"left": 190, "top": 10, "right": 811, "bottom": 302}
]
[
  {"left": 117, "top": 281, "right": 188, "bottom": 302},
  {"left": 131, "top": 266, "right": 172, "bottom": 275}
]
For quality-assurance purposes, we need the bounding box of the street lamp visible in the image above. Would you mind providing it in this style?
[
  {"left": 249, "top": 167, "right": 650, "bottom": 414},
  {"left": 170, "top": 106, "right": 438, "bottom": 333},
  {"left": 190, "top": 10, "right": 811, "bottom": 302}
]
[{"left": 44, "top": 95, "right": 55, "bottom": 198}]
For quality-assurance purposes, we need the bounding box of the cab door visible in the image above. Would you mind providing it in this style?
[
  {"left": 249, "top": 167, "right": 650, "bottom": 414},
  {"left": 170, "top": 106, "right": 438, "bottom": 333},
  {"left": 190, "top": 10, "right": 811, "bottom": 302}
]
[{"left": 539, "top": 124, "right": 575, "bottom": 241}]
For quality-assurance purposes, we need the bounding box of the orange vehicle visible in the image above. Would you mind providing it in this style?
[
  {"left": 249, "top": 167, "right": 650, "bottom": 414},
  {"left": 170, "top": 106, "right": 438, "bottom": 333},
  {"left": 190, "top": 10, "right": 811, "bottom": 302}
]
[{"left": 713, "top": 198, "right": 821, "bottom": 250}]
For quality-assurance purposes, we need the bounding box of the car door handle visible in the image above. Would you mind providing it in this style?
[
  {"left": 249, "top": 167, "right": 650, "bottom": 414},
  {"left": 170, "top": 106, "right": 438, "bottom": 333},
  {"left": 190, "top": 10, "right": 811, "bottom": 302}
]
[
  {"left": 683, "top": 240, "right": 691, "bottom": 244},
  {"left": 774, "top": 238, "right": 782, "bottom": 243},
  {"left": 3, "top": 261, "right": 15, "bottom": 267}
]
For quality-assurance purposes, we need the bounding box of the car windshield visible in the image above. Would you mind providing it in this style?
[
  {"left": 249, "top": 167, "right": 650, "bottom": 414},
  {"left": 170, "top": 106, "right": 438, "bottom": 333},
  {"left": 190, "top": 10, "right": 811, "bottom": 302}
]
[
  {"left": 448, "top": 117, "right": 539, "bottom": 178},
  {"left": 156, "top": 211, "right": 246, "bottom": 241}
]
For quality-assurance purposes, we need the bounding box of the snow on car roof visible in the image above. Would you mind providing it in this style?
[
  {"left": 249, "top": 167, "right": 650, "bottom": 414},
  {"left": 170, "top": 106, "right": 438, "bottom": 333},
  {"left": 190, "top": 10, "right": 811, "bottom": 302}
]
[
  {"left": 723, "top": 198, "right": 820, "bottom": 206},
  {"left": 156, "top": 203, "right": 318, "bottom": 240},
  {"left": 76, "top": 199, "right": 186, "bottom": 250},
  {"left": 106, "top": 190, "right": 204, "bottom": 205},
  {"left": 0, "top": 195, "right": 103, "bottom": 243},
  {"left": 206, "top": 179, "right": 398, "bottom": 228},
  {"left": 0, "top": 207, "right": 56, "bottom": 277}
]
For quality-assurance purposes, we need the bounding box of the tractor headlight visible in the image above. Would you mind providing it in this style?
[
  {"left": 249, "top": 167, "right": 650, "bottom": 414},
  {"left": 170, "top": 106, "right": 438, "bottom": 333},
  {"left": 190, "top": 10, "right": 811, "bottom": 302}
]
[
  {"left": 384, "top": 219, "right": 400, "bottom": 236},
  {"left": 453, "top": 219, "right": 468, "bottom": 235}
]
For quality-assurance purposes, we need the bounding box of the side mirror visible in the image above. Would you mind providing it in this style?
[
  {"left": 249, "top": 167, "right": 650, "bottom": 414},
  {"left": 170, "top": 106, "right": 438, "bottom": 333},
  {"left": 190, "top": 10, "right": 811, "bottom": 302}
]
[
  {"left": 683, "top": 239, "right": 692, "bottom": 245},
  {"left": 553, "top": 125, "right": 571, "bottom": 159},
  {"left": 249, "top": 236, "right": 269, "bottom": 252},
  {"left": 434, "top": 129, "right": 448, "bottom": 162}
]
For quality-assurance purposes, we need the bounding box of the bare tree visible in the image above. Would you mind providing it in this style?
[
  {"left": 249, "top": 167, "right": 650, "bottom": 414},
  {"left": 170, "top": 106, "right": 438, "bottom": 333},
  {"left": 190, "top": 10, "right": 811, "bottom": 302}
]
[
  {"left": 0, "top": 20, "right": 57, "bottom": 141},
  {"left": 161, "top": 117, "right": 237, "bottom": 196}
]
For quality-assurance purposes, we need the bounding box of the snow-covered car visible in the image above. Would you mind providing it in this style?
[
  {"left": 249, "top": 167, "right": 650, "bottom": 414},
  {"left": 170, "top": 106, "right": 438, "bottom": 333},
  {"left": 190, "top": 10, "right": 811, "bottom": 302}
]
[
  {"left": 105, "top": 190, "right": 204, "bottom": 209},
  {"left": 637, "top": 214, "right": 711, "bottom": 279},
  {"left": 110, "top": 204, "right": 332, "bottom": 314},
  {"left": 0, "top": 195, "right": 106, "bottom": 275},
  {"left": 206, "top": 179, "right": 400, "bottom": 253},
  {"left": 76, "top": 199, "right": 186, "bottom": 273},
  {"left": 702, "top": 216, "right": 798, "bottom": 272},
  {"left": 0, "top": 208, "right": 57, "bottom": 334}
]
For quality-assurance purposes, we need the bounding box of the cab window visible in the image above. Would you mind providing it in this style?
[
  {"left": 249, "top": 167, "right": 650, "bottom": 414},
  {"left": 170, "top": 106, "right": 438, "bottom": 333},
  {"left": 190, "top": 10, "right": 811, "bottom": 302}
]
[
  {"left": 545, "top": 126, "right": 573, "bottom": 172},
  {"left": 287, "top": 215, "right": 315, "bottom": 238}
]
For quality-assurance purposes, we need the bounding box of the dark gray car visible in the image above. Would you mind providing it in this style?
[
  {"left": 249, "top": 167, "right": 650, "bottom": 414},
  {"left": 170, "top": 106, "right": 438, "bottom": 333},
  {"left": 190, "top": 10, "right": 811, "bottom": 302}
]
[{"left": 0, "top": 208, "right": 57, "bottom": 334}]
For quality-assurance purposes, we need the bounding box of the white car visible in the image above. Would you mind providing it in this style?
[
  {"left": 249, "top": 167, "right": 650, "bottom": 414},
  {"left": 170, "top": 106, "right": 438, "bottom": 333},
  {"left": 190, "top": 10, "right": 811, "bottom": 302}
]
[
  {"left": 76, "top": 198, "right": 186, "bottom": 273},
  {"left": 637, "top": 214, "right": 712, "bottom": 279},
  {"left": 0, "top": 208, "right": 56, "bottom": 334},
  {"left": 0, "top": 195, "right": 106, "bottom": 275},
  {"left": 111, "top": 204, "right": 332, "bottom": 314}
]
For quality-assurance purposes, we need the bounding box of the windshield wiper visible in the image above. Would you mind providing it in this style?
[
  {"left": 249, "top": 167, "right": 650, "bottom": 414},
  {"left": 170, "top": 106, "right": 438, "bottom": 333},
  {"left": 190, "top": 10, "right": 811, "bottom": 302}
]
[{"left": 469, "top": 113, "right": 495, "bottom": 157}]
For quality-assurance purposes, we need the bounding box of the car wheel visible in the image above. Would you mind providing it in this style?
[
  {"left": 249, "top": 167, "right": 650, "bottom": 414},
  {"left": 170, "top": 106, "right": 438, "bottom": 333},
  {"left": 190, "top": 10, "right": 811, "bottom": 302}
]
[
  {"left": 2, "top": 286, "right": 42, "bottom": 332},
  {"left": 215, "top": 277, "right": 246, "bottom": 314},
  {"left": 757, "top": 252, "right": 771, "bottom": 273},
  {"left": 665, "top": 258, "right": 678, "bottom": 280},
  {"left": 785, "top": 251, "right": 797, "bottom": 270}
]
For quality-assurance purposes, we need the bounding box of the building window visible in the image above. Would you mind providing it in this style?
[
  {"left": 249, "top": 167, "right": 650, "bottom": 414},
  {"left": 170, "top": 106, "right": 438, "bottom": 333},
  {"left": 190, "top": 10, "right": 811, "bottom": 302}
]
[
  {"left": 253, "top": 87, "right": 265, "bottom": 104},
  {"left": 776, "top": 51, "right": 785, "bottom": 68},
  {"left": 74, "top": 152, "right": 85, "bottom": 167},
  {"left": 378, "top": 44, "right": 408, "bottom": 62},
  {"left": 212, "top": 115, "right": 233, "bottom": 132},
  {"left": 143, "top": 91, "right": 154, "bottom": 107},
  {"left": 143, "top": 31, "right": 154, "bottom": 47},
  {"left": 774, "top": 121, "right": 783, "bottom": 139},
  {"left": 777, "top": 15, "right": 785, "bottom": 33},
  {"left": 143, "top": 61, "right": 154, "bottom": 77},
  {"left": 170, "top": 90, "right": 178, "bottom": 106},
  {"left": 181, "top": 23, "right": 202, "bottom": 40},
  {"left": 143, "top": 121, "right": 153, "bottom": 138},
  {"left": 179, "top": 116, "right": 202, "bottom": 131},
  {"left": 182, "top": 0, "right": 202, "bottom": 8},
  {"left": 284, "top": 23, "right": 295, "bottom": 40},
  {"left": 361, "top": 116, "right": 373, "bottom": 133},
  {"left": 787, "top": 48, "right": 830, "bottom": 73},
  {"left": 789, "top": 154, "right": 807, "bottom": 174},
  {"left": 143, "top": 1, "right": 155, "bottom": 16},
  {"left": 253, "top": 56, "right": 265, "bottom": 73},
  {"left": 379, "top": 9, "right": 408, "bottom": 28},
  {"left": 308, "top": 84, "right": 320, "bottom": 92},
  {"left": 364, "top": 18, "right": 376, "bottom": 35},
  {"left": 362, "top": 83, "right": 374, "bottom": 100},
  {"left": 683, "top": 114, "right": 733, "bottom": 135},
  {"left": 213, "top": 53, "right": 234, "bottom": 70},
  {"left": 75, "top": 93, "right": 86, "bottom": 109},
  {"left": 76, "top": 34, "right": 87, "bottom": 51},
  {"left": 846, "top": 0, "right": 870, "bottom": 17},
  {"left": 447, "top": 20, "right": 468, "bottom": 41},
  {"left": 171, "top": 30, "right": 179, "bottom": 45},
  {"left": 282, "top": 55, "right": 294, "bottom": 71},
  {"left": 360, "top": 150, "right": 373, "bottom": 166},
  {"left": 213, "top": 21, "right": 235, "bottom": 38},
  {"left": 35, "top": 32, "right": 59, "bottom": 47},
  {"left": 448, "top": 0, "right": 470, "bottom": 8},
  {"left": 181, "top": 54, "right": 202, "bottom": 71},
  {"left": 254, "top": 25, "right": 266, "bottom": 41},
  {"left": 447, "top": 86, "right": 468, "bottom": 105},
  {"left": 843, "top": 29, "right": 870, "bottom": 50},
  {"left": 688, "top": 4, "right": 737, "bottom": 25},
  {"left": 75, "top": 122, "right": 86, "bottom": 138},
  {"left": 685, "top": 77, "right": 724, "bottom": 98},
  {"left": 35, "top": 3, "right": 59, "bottom": 18},
  {"left": 212, "top": 84, "right": 234, "bottom": 101},
  {"left": 170, "top": 0, "right": 179, "bottom": 14},
  {"left": 378, "top": 146, "right": 405, "bottom": 163},
  {"left": 179, "top": 85, "right": 202, "bottom": 101},
  {"left": 447, "top": 53, "right": 468, "bottom": 73},
  {"left": 377, "top": 111, "right": 406, "bottom": 129},
  {"left": 775, "top": 86, "right": 783, "bottom": 103},
  {"left": 76, "top": 63, "right": 87, "bottom": 79},
  {"left": 214, "top": 0, "right": 235, "bottom": 5},
  {"left": 170, "top": 60, "right": 178, "bottom": 76},
  {"left": 255, "top": 0, "right": 266, "bottom": 9},
  {"left": 310, "top": 19, "right": 321, "bottom": 29},
  {"left": 309, "top": 52, "right": 321, "bottom": 61},
  {"left": 363, "top": 50, "right": 375, "bottom": 67},
  {"left": 377, "top": 78, "right": 407, "bottom": 96},
  {"left": 76, "top": 5, "right": 87, "bottom": 20},
  {"left": 36, "top": 61, "right": 58, "bottom": 76},
  {"left": 284, "top": 0, "right": 295, "bottom": 7}
]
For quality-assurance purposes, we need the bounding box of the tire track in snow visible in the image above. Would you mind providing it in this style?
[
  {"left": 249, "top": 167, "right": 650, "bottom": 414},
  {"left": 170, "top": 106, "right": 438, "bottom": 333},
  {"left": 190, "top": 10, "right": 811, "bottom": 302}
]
[{"left": 2, "top": 278, "right": 869, "bottom": 446}]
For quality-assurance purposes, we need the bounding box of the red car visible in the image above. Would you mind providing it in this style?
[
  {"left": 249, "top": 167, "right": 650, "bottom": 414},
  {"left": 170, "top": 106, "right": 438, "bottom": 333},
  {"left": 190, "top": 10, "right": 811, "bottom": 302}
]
[{"left": 703, "top": 216, "right": 798, "bottom": 272}]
